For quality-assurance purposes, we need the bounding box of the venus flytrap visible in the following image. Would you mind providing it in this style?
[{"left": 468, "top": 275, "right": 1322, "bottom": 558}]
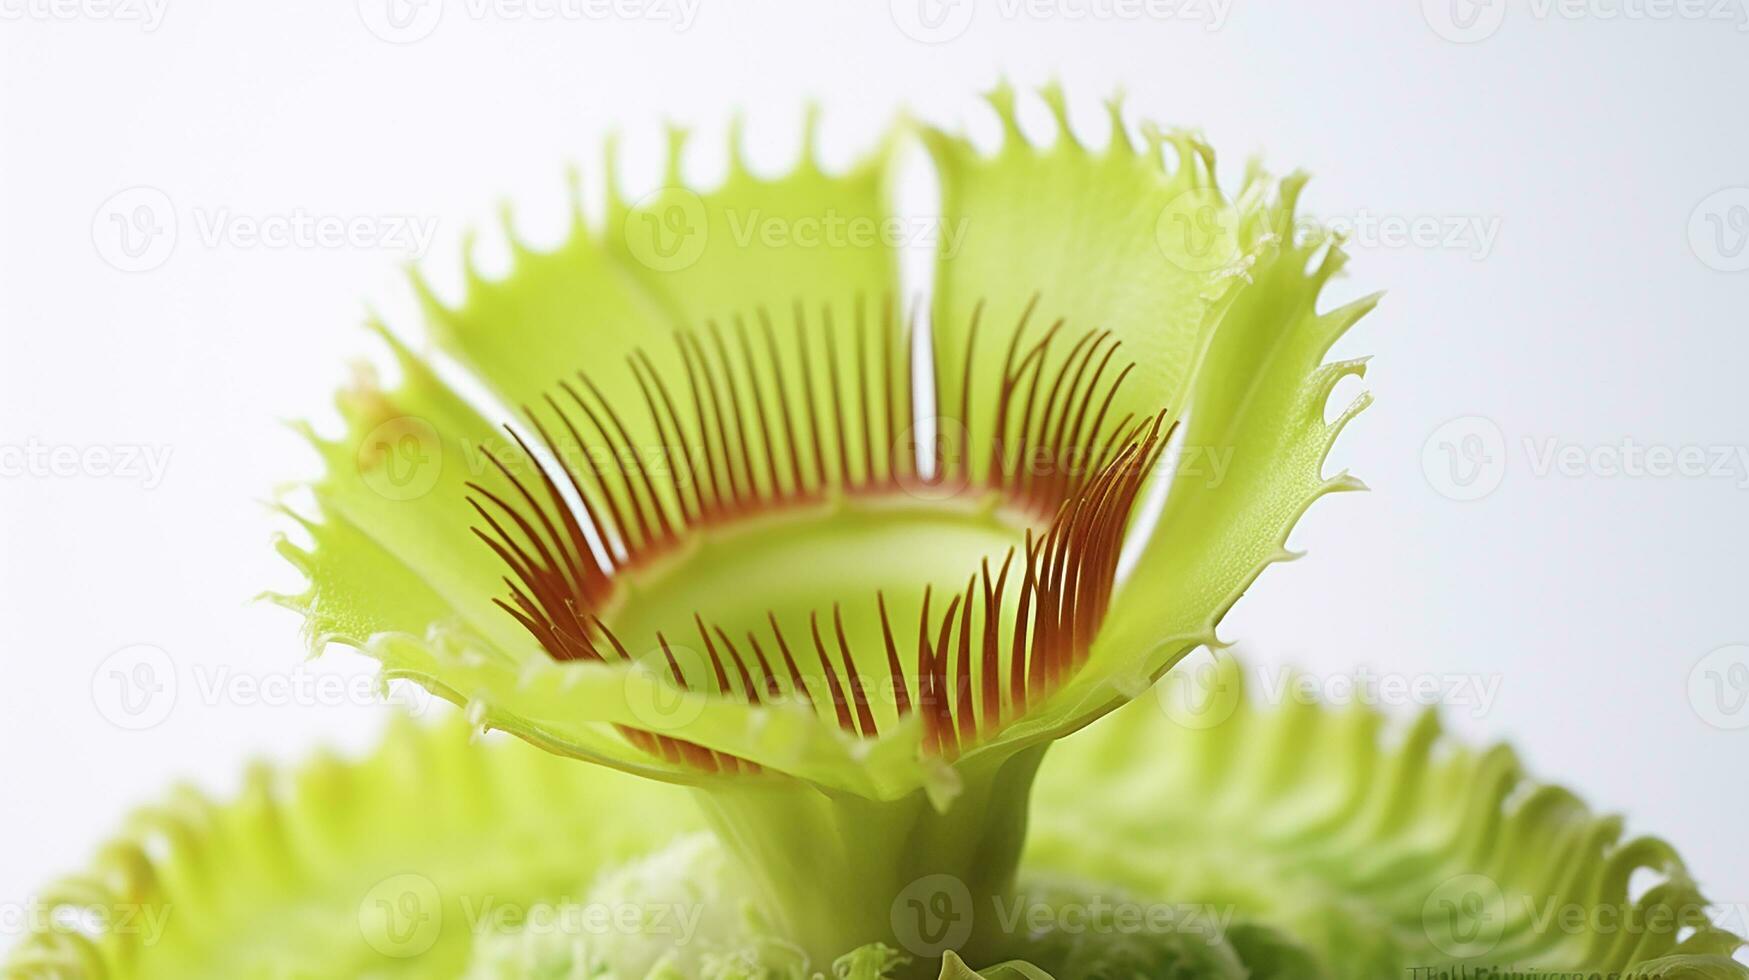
[
  {"left": 6, "top": 87, "right": 1745, "bottom": 980},
  {"left": 273, "top": 84, "right": 1361, "bottom": 970}
]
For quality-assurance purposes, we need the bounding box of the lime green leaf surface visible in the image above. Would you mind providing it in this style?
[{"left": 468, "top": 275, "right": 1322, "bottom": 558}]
[
  {"left": 11, "top": 660, "right": 1741, "bottom": 979},
  {"left": 2, "top": 716, "right": 699, "bottom": 980},
  {"left": 277, "top": 109, "right": 942, "bottom": 799},
  {"left": 935, "top": 951, "right": 1056, "bottom": 979},
  {"left": 923, "top": 82, "right": 1250, "bottom": 485},
  {"left": 420, "top": 113, "right": 902, "bottom": 516},
  {"left": 1030, "top": 190, "right": 1377, "bottom": 736},
  {"left": 1025, "top": 653, "right": 1748, "bottom": 979},
  {"left": 935, "top": 157, "right": 1374, "bottom": 764}
]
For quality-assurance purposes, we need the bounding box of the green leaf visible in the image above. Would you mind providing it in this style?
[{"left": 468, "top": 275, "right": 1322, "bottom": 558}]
[
  {"left": 922, "top": 82, "right": 1257, "bottom": 487},
  {"left": 1, "top": 716, "right": 698, "bottom": 979},
  {"left": 1023, "top": 653, "right": 1749, "bottom": 979},
  {"left": 420, "top": 111, "right": 901, "bottom": 518},
  {"left": 10, "top": 657, "right": 1742, "bottom": 980},
  {"left": 937, "top": 155, "right": 1375, "bottom": 760},
  {"left": 936, "top": 951, "right": 1055, "bottom": 980}
]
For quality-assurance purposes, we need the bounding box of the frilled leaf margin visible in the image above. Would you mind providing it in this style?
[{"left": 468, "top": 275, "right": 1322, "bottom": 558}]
[{"left": 6, "top": 657, "right": 1743, "bottom": 979}]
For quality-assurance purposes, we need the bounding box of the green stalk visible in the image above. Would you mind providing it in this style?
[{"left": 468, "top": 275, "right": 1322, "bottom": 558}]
[{"left": 691, "top": 745, "right": 1049, "bottom": 974}]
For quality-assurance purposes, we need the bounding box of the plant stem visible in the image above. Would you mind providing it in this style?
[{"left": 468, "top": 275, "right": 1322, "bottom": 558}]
[{"left": 690, "top": 744, "right": 1050, "bottom": 973}]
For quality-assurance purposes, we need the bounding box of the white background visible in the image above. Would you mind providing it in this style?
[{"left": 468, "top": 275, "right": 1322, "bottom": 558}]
[{"left": 3, "top": 0, "right": 1747, "bottom": 960}]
